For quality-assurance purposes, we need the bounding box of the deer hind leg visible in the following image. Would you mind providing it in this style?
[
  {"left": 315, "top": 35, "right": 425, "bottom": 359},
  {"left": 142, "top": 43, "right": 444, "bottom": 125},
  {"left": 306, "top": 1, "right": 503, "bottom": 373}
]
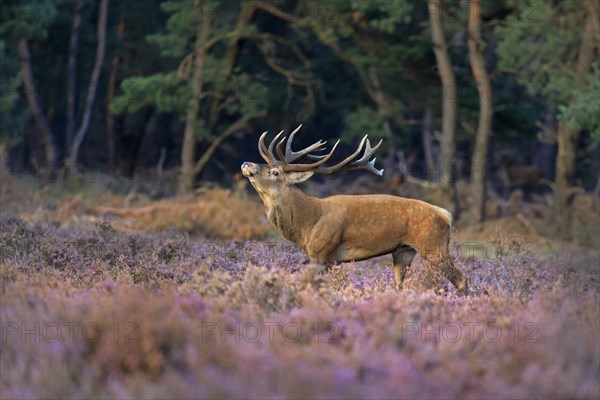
[{"left": 392, "top": 246, "right": 416, "bottom": 291}]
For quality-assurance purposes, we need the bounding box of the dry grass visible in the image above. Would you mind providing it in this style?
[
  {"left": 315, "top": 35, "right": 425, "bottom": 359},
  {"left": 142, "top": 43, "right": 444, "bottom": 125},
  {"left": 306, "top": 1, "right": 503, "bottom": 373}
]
[
  {"left": 89, "top": 188, "right": 271, "bottom": 240},
  {"left": 1, "top": 175, "right": 270, "bottom": 240}
]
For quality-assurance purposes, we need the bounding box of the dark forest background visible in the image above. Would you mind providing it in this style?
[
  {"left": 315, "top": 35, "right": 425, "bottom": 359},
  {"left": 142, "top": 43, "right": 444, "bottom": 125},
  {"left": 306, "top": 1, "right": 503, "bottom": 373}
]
[{"left": 1, "top": 0, "right": 599, "bottom": 236}]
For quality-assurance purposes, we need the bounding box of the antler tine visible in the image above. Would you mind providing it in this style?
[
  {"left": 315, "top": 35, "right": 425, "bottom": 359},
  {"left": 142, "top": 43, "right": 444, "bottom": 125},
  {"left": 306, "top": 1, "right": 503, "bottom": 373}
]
[
  {"left": 346, "top": 138, "right": 384, "bottom": 175},
  {"left": 275, "top": 135, "right": 287, "bottom": 163},
  {"left": 281, "top": 140, "right": 341, "bottom": 172},
  {"left": 312, "top": 135, "right": 368, "bottom": 174},
  {"left": 284, "top": 125, "right": 328, "bottom": 163},
  {"left": 258, "top": 131, "right": 275, "bottom": 165},
  {"left": 267, "top": 130, "right": 285, "bottom": 161},
  {"left": 348, "top": 157, "right": 385, "bottom": 176},
  {"left": 306, "top": 154, "right": 330, "bottom": 160},
  {"left": 285, "top": 125, "right": 303, "bottom": 155},
  {"left": 287, "top": 141, "right": 327, "bottom": 162}
]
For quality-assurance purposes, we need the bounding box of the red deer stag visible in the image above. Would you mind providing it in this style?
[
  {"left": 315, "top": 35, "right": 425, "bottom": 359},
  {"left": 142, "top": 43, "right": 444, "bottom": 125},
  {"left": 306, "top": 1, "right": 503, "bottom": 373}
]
[{"left": 241, "top": 125, "right": 468, "bottom": 295}]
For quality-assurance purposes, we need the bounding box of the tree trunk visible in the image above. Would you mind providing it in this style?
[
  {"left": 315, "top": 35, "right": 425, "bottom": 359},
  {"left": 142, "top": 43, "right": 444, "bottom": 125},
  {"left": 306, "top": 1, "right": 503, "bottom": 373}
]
[
  {"left": 368, "top": 66, "right": 396, "bottom": 145},
  {"left": 107, "top": 16, "right": 125, "bottom": 171},
  {"left": 46, "top": 55, "right": 64, "bottom": 129},
  {"left": 421, "top": 105, "right": 436, "bottom": 178},
  {"left": 0, "top": 141, "right": 11, "bottom": 198},
  {"left": 0, "top": 141, "right": 7, "bottom": 185},
  {"left": 107, "top": 55, "right": 120, "bottom": 171},
  {"left": 553, "top": 0, "right": 599, "bottom": 235},
  {"left": 207, "top": 4, "right": 257, "bottom": 133},
  {"left": 468, "top": 0, "right": 493, "bottom": 223},
  {"left": 119, "top": 108, "right": 153, "bottom": 178},
  {"left": 66, "top": 0, "right": 84, "bottom": 152},
  {"left": 66, "top": 0, "right": 109, "bottom": 164},
  {"left": 17, "top": 38, "right": 58, "bottom": 179},
  {"left": 428, "top": 0, "right": 458, "bottom": 215},
  {"left": 535, "top": 103, "right": 557, "bottom": 181},
  {"left": 179, "top": 0, "right": 210, "bottom": 194}
]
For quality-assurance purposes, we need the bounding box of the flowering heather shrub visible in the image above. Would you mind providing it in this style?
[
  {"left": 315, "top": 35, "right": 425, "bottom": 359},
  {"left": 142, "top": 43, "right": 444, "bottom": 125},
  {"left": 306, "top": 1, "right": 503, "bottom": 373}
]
[{"left": 1, "top": 216, "right": 599, "bottom": 399}]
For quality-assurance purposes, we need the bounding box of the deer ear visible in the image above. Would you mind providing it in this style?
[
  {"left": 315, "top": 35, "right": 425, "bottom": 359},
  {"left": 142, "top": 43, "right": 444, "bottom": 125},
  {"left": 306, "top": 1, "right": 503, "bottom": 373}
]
[{"left": 286, "top": 171, "right": 314, "bottom": 184}]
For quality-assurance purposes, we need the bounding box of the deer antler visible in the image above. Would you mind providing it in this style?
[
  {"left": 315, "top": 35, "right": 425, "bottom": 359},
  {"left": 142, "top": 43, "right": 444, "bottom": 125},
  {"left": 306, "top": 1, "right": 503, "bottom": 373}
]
[
  {"left": 258, "top": 131, "right": 275, "bottom": 165},
  {"left": 285, "top": 125, "right": 328, "bottom": 162},
  {"left": 258, "top": 125, "right": 384, "bottom": 176}
]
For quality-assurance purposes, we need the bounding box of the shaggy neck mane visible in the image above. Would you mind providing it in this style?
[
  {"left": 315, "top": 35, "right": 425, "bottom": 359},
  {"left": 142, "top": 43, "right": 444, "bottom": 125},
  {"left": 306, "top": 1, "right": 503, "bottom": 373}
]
[{"left": 258, "top": 185, "right": 321, "bottom": 245}]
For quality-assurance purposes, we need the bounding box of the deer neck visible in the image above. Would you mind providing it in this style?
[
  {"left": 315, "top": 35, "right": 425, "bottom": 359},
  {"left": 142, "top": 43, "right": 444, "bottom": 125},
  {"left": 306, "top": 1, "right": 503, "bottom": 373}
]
[{"left": 259, "top": 185, "right": 321, "bottom": 245}]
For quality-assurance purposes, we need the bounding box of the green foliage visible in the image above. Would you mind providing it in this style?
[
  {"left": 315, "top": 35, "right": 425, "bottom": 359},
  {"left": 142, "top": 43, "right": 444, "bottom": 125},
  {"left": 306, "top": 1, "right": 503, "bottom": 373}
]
[
  {"left": 0, "top": 0, "right": 597, "bottom": 188},
  {"left": 147, "top": 1, "right": 197, "bottom": 58},
  {"left": 295, "top": 0, "right": 427, "bottom": 147},
  {"left": 0, "top": 0, "right": 58, "bottom": 145},
  {"left": 225, "top": 74, "right": 272, "bottom": 115},
  {"left": 110, "top": 73, "right": 190, "bottom": 115},
  {"left": 110, "top": 1, "right": 201, "bottom": 119},
  {"left": 349, "top": 0, "right": 413, "bottom": 33},
  {"left": 115, "top": 0, "right": 279, "bottom": 137},
  {"left": 495, "top": 0, "right": 583, "bottom": 105},
  {"left": 0, "top": 0, "right": 57, "bottom": 39},
  {"left": 559, "top": 63, "right": 600, "bottom": 140},
  {"left": 194, "top": 119, "right": 212, "bottom": 140},
  {"left": 344, "top": 107, "right": 388, "bottom": 140}
]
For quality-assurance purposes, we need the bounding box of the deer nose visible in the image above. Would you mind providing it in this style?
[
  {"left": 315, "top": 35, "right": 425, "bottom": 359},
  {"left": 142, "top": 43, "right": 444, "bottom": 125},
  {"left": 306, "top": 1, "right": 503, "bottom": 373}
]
[{"left": 241, "top": 162, "right": 256, "bottom": 177}]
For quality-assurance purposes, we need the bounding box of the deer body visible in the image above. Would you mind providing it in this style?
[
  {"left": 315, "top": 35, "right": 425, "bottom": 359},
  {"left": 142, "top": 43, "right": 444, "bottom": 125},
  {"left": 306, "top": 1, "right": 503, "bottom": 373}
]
[{"left": 243, "top": 126, "right": 468, "bottom": 295}]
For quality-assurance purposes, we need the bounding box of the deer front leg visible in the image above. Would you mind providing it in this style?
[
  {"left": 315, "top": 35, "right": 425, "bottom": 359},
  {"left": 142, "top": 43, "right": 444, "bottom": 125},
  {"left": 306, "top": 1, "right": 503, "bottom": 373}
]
[
  {"left": 430, "top": 251, "right": 469, "bottom": 296},
  {"left": 392, "top": 246, "right": 416, "bottom": 291},
  {"left": 444, "top": 260, "right": 469, "bottom": 296},
  {"left": 305, "top": 227, "right": 342, "bottom": 267},
  {"left": 419, "top": 247, "right": 469, "bottom": 296},
  {"left": 306, "top": 241, "right": 339, "bottom": 267}
]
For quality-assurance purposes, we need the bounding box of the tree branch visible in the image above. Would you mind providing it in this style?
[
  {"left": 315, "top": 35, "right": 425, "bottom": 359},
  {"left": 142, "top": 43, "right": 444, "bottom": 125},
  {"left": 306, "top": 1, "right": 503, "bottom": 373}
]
[
  {"left": 253, "top": 2, "right": 296, "bottom": 22},
  {"left": 193, "top": 111, "right": 267, "bottom": 174}
]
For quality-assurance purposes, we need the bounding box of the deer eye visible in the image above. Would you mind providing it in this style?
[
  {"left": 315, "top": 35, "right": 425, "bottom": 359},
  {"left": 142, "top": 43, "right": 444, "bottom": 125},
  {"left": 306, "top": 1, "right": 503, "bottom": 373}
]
[{"left": 271, "top": 170, "right": 280, "bottom": 177}]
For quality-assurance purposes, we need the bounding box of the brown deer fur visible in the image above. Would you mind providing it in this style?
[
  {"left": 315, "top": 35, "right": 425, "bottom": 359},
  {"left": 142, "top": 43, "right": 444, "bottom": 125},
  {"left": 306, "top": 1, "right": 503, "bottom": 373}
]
[{"left": 241, "top": 127, "right": 468, "bottom": 295}]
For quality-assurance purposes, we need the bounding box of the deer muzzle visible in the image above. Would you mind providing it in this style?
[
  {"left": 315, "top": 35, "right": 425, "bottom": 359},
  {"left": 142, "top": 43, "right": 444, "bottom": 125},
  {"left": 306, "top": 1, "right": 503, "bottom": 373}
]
[{"left": 241, "top": 162, "right": 258, "bottom": 177}]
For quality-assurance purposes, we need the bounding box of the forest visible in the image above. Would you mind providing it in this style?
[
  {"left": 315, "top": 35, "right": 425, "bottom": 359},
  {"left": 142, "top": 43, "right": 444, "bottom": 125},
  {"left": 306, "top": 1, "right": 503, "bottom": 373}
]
[{"left": 1, "top": 1, "right": 599, "bottom": 399}]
